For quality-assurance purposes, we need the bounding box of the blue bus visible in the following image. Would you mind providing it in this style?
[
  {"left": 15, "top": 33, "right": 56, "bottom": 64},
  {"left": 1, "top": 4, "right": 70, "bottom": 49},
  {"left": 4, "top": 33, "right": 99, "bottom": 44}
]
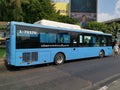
[{"left": 6, "top": 21, "right": 112, "bottom": 66}]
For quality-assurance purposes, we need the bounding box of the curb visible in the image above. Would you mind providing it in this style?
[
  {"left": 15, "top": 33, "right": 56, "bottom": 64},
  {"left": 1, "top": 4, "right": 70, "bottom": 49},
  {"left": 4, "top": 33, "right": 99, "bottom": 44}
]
[
  {"left": 80, "top": 73, "right": 120, "bottom": 90},
  {"left": 90, "top": 73, "right": 120, "bottom": 90},
  {"left": 106, "top": 79, "right": 120, "bottom": 90}
]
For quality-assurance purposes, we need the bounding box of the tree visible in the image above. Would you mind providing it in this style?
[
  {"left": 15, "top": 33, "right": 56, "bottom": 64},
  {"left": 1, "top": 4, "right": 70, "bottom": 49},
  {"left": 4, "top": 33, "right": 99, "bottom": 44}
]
[
  {"left": 0, "top": 0, "right": 29, "bottom": 21},
  {"left": 108, "top": 22, "right": 120, "bottom": 37},
  {"left": 84, "top": 21, "right": 120, "bottom": 41},
  {"left": 84, "top": 21, "right": 110, "bottom": 33},
  {"left": 56, "top": 15, "right": 79, "bottom": 24},
  {"left": 0, "top": 0, "right": 10, "bottom": 21},
  {"left": 22, "top": 0, "right": 59, "bottom": 23},
  {"left": 0, "top": 0, "right": 79, "bottom": 24}
]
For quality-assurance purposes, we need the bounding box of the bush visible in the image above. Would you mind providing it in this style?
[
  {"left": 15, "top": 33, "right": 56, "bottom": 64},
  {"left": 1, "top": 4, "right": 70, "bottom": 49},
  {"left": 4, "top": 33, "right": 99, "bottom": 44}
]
[{"left": 0, "top": 47, "right": 6, "bottom": 58}]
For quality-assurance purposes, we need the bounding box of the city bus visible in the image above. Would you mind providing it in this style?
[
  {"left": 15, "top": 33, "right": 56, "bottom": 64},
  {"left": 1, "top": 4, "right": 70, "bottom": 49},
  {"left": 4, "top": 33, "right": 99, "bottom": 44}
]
[{"left": 6, "top": 21, "right": 112, "bottom": 66}]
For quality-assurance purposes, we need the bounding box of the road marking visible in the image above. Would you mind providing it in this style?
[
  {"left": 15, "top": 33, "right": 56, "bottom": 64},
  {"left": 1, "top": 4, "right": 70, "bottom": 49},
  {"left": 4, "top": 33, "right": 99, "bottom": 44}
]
[{"left": 98, "top": 86, "right": 108, "bottom": 90}]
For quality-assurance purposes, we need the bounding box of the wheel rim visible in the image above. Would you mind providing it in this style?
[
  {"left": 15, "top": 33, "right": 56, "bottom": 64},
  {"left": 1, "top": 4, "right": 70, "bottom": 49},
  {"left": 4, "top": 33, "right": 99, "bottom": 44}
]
[
  {"left": 56, "top": 55, "right": 64, "bottom": 64},
  {"left": 100, "top": 51, "right": 104, "bottom": 58}
]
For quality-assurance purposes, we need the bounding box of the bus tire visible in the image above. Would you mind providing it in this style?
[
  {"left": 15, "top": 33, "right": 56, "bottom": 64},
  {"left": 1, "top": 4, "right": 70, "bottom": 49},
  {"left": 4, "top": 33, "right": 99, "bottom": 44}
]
[
  {"left": 54, "top": 53, "right": 65, "bottom": 65},
  {"left": 99, "top": 50, "right": 105, "bottom": 58}
]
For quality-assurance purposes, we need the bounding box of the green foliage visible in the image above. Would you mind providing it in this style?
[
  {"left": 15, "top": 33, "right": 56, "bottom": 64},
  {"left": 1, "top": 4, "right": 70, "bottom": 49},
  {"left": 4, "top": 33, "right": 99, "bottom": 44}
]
[
  {"left": 84, "top": 21, "right": 120, "bottom": 38},
  {"left": 0, "top": 25, "right": 6, "bottom": 29},
  {"left": 108, "top": 22, "right": 120, "bottom": 37},
  {"left": 84, "top": 21, "right": 109, "bottom": 33},
  {"left": 0, "top": 0, "right": 28, "bottom": 21},
  {"left": 22, "top": 0, "right": 58, "bottom": 23},
  {"left": 0, "top": 0, "right": 78, "bottom": 24},
  {"left": 56, "top": 16, "right": 79, "bottom": 24},
  {"left": 0, "top": 47, "right": 6, "bottom": 58}
]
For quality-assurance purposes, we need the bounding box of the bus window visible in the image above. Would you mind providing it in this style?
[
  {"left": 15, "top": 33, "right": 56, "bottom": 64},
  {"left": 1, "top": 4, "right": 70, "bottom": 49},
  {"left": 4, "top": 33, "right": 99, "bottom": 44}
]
[
  {"left": 58, "top": 33, "right": 70, "bottom": 44},
  {"left": 107, "top": 36, "right": 112, "bottom": 46},
  {"left": 83, "top": 35, "right": 92, "bottom": 47},
  {"left": 40, "top": 32, "right": 56, "bottom": 43},
  {"left": 92, "top": 35, "right": 96, "bottom": 47},
  {"left": 95, "top": 35, "right": 107, "bottom": 47},
  {"left": 79, "top": 35, "right": 83, "bottom": 43},
  {"left": 40, "top": 32, "right": 47, "bottom": 43},
  {"left": 95, "top": 36, "right": 101, "bottom": 46},
  {"left": 101, "top": 36, "right": 107, "bottom": 46},
  {"left": 79, "top": 34, "right": 84, "bottom": 47},
  {"left": 71, "top": 33, "right": 78, "bottom": 47},
  {"left": 48, "top": 33, "right": 56, "bottom": 43},
  {"left": 16, "top": 26, "right": 39, "bottom": 49},
  {"left": 98, "top": 36, "right": 107, "bottom": 46}
]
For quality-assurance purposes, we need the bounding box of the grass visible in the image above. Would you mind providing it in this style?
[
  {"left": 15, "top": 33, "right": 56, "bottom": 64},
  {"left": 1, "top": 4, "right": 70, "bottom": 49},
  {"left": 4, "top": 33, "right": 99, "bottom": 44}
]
[{"left": 0, "top": 47, "right": 6, "bottom": 58}]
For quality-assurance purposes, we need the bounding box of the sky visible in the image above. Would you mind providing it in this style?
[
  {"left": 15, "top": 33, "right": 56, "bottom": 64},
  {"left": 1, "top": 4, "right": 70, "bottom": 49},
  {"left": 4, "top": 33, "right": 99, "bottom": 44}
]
[{"left": 98, "top": 0, "right": 120, "bottom": 22}]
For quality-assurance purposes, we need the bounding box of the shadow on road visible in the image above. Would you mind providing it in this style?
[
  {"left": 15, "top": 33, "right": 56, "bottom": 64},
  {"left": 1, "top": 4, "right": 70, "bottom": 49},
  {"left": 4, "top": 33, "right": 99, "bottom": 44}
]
[
  {"left": 3, "top": 56, "right": 113, "bottom": 72},
  {"left": 4, "top": 60, "right": 54, "bottom": 72}
]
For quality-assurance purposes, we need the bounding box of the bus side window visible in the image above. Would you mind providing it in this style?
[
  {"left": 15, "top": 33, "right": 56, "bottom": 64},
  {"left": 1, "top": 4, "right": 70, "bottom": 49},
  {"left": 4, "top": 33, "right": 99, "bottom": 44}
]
[
  {"left": 91, "top": 36, "right": 96, "bottom": 47},
  {"left": 79, "top": 35, "right": 83, "bottom": 47},
  {"left": 100, "top": 36, "right": 107, "bottom": 46},
  {"left": 107, "top": 36, "right": 112, "bottom": 46},
  {"left": 95, "top": 36, "right": 100, "bottom": 47},
  {"left": 40, "top": 32, "right": 56, "bottom": 43},
  {"left": 102, "top": 37, "right": 107, "bottom": 46},
  {"left": 40, "top": 32, "right": 47, "bottom": 43},
  {"left": 47, "top": 33, "right": 56, "bottom": 43},
  {"left": 79, "top": 35, "right": 83, "bottom": 43},
  {"left": 58, "top": 34, "right": 64, "bottom": 43},
  {"left": 71, "top": 33, "right": 78, "bottom": 47},
  {"left": 83, "top": 35, "right": 92, "bottom": 47},
  {"left": 58, "top": 33, "right": 70, "bottom": 44}
]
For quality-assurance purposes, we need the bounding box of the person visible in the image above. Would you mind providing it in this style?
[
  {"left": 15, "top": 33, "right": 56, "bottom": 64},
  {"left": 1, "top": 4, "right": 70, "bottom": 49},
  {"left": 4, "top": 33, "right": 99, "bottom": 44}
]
[
  {"left": 81, "top": 15, "right": 87, "bottom": 28},
  {"left": 113, "top": 43, "right": 119, "bottom": 58}
]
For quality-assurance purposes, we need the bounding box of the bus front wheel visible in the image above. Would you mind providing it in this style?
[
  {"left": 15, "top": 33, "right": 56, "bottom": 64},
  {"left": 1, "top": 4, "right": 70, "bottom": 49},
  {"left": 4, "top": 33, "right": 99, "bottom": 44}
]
[
  {"left": 54, "top": 53, "right": 65, "bottom": 65},
  {"left": 99, "top": 50, "right": 105, "bottom": 58}
]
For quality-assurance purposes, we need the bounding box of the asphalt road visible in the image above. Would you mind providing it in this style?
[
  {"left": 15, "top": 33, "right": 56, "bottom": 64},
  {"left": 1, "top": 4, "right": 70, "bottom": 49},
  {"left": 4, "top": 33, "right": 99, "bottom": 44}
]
[{"left": 0, "top": 56, "right": 120, "bottom": 90}]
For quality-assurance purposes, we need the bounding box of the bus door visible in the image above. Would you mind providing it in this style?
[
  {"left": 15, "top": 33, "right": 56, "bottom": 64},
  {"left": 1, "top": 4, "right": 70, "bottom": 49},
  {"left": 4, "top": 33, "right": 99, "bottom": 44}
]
[
  {"left": 81, "top": 34, "right": 98, "bottom": 58},
  {"left": 70, "top": 33, "right": 79, "bottom": 59}
]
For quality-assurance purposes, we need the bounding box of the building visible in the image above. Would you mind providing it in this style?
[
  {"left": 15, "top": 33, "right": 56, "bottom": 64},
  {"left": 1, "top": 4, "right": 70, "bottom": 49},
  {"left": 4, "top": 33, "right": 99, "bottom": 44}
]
[
  {"left": 52, "top": 0, "right": 98, "bottom": 27},
  {"left": 54, "top": 2, "right": 69, "bottom": 16},
  {"left": 52, "top": 0, "right": 69, "bottom": 16},
  {"left": 70, "top": 0, "right": 97, "bottom": 22}
]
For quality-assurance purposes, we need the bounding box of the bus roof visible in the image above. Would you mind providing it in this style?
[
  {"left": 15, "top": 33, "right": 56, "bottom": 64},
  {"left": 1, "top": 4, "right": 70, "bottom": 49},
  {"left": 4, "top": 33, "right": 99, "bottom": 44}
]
[
  {"left": 10, "top": 21, "right": 112, "bottom": 36},
  {"left": 34, "top": 19, "right": 82, "bottom": 30}
]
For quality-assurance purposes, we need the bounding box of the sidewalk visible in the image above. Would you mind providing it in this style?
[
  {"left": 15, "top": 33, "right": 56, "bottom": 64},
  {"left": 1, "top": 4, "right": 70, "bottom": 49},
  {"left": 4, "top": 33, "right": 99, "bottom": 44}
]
[
  {"left": 107, "top": 79, "right": 120, "bottom": 90},
  {"left": 0, "top": 58, "right": 6, "bottom": 71},
  {"left": 0, "top": 58, "right": 5, "bottom": 63},
  {"left": 98, "top": 79, "right": 120, "bottom": 90},
  {"left": 0, "top": 58, "right": 4, "bottom": 63}
]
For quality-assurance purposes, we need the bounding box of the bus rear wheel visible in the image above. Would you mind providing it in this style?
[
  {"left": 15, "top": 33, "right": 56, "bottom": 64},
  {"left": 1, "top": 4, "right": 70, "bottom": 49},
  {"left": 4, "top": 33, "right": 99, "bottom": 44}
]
[
  {"left": 99, "top": 50, "right": 105, "bottom": 58},
  {"left": 54, "top": 53, "right": 65, "bottom": 65}
]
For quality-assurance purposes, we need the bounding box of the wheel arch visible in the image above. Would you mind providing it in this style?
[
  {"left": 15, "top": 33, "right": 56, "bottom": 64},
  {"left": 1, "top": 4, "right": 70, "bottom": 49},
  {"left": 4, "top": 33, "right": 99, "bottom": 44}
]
[
  {"left": 99, "top": 49, "right": 105, "bottom": 57},
  {"left": 100, "top": 49, "right": 105, "bottom": 54},
  {"left": 54, "top": 52, "right": 66, "bottom": 61}
]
